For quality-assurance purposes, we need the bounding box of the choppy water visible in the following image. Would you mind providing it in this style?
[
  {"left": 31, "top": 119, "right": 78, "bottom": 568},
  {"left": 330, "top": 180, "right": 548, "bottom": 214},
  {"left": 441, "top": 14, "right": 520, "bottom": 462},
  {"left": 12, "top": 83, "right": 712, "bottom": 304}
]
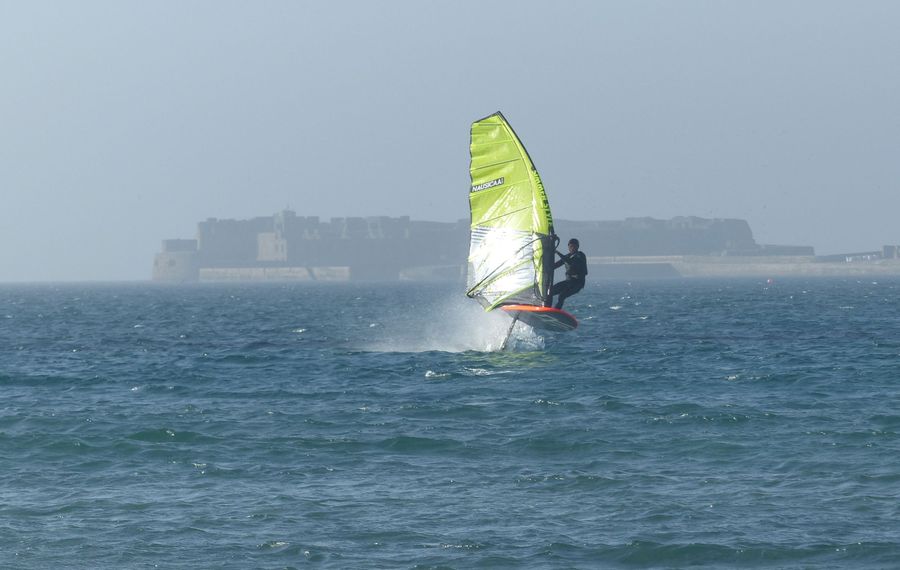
[{"left": 2, "top": 279, "right": 899, "bottom": 568}]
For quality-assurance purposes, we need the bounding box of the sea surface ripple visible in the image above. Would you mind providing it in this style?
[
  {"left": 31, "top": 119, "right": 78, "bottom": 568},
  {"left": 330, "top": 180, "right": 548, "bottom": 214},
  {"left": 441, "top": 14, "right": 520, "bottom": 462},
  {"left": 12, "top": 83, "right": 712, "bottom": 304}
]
[{"left": 1, "top": 279, "right": 899, "bottom": 568}]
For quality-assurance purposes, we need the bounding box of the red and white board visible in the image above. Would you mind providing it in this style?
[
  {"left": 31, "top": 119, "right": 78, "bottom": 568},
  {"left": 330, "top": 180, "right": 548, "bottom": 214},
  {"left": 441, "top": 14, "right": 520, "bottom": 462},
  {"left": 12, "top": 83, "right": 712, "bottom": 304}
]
[{"left": 500, "top": 304, "right": 578, "bottom": 332}]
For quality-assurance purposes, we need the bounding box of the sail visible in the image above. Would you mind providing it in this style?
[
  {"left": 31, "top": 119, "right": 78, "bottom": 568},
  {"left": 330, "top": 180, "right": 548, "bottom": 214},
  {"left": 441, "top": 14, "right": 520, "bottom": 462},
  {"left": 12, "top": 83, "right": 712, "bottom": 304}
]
[{"left": 466, "top": 112, "right": 556, "bottom": 310}]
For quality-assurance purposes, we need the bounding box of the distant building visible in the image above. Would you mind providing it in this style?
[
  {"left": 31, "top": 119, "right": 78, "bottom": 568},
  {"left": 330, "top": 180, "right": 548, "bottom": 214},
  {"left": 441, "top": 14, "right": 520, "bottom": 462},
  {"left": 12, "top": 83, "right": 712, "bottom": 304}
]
[
  {"left": 152, "top": 239, "right": 199, "bottom": 282},
  {"left": 154, "top": 211, "right": 844, "bottom": 282},
  {"left": 154, "top": 211, "right": 468, "bottom": 282}
]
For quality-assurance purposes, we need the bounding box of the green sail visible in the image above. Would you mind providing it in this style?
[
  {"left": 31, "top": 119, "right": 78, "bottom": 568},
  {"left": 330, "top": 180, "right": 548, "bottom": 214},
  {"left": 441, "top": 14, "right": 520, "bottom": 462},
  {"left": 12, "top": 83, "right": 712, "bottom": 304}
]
[{"left": 466, "top": 112, "right": 556, "bottom": 310}]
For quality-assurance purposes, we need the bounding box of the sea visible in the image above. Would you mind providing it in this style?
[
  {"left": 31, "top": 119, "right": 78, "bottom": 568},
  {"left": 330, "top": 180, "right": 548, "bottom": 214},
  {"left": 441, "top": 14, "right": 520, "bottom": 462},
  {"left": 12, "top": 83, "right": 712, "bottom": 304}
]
[{"left": 2, "top": 278, "right": 899, "bottom": 569}]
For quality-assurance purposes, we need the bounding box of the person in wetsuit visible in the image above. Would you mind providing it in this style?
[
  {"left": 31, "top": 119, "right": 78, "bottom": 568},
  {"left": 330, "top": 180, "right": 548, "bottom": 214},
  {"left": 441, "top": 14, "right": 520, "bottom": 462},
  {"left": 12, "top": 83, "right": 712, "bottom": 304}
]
[{"left": 548, "top": 238, "right": 587, "bottom": 309}]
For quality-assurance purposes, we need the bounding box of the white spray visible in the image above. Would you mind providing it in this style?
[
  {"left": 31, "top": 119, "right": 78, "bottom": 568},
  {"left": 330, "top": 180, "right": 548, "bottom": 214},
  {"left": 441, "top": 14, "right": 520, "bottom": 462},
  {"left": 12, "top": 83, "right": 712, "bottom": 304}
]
[{"left": 362, "top": 294, "right": 543, "bottom": 353}]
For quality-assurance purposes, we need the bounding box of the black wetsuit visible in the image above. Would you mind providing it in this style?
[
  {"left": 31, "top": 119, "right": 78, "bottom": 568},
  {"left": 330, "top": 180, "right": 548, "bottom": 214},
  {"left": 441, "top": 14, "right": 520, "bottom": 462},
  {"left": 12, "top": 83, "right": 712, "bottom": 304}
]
[{"left": 549, "top": 250, "right": 587, "bottom": 309}]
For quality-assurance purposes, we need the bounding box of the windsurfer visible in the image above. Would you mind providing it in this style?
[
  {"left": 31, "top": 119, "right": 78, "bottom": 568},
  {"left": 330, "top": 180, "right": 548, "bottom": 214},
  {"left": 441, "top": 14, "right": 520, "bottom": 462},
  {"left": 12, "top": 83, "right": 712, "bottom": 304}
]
[{"left": 547, "top": 238, "right": 587, "bottom": 309}]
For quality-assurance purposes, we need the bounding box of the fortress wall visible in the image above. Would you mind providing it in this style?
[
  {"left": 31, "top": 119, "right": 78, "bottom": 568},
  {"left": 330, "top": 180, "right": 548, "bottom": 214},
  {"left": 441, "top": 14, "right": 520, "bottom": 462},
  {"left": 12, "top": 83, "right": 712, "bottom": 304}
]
[
  {"left": 155, "top": 211, "right": 900, "bottom": 282},
  {"left": 153, "top": 252, "right": 199, "bottom": 282},
  {"left": 675, "top": 260, "right": 900, "bottom": 278},
  {"left": 586, "top": 256, "right": 900, "bottom": 279},
  {"left": 198, "top": 266, "right": 350, "bottom": 282}
]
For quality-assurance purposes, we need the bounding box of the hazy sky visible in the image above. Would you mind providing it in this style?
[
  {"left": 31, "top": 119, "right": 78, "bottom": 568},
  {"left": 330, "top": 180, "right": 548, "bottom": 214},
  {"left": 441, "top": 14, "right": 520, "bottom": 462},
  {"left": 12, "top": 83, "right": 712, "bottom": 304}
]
[{"left": 2, "top": 1, "right": 899, "bottom": 281}]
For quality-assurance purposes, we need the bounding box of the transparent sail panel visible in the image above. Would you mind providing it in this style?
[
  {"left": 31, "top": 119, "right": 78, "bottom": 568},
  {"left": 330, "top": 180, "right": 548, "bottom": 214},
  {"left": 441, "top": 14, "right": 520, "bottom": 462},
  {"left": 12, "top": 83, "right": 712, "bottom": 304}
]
[{"left": 467, "top": 226, "right": 542, "bottom": 309}]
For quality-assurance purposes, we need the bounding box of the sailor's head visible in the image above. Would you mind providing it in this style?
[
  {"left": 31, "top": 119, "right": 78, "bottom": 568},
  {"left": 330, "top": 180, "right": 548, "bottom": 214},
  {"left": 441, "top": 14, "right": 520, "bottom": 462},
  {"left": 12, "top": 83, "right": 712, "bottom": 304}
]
[{"left": 568, "top": 238, "right": 580, "bottom": 252}]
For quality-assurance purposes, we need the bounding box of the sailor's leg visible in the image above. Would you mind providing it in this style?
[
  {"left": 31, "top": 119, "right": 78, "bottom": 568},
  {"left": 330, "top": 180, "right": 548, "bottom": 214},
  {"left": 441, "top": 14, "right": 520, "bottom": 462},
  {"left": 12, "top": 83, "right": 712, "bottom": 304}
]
[
  {"left": 554, "top": 294, "right": 567, "bottom": 309},
  {"left": 554, "top": 281, "right": 574, "bottom": 309},
  {"left": 546, "top": 281, "right": 562, "bottom": 308}
]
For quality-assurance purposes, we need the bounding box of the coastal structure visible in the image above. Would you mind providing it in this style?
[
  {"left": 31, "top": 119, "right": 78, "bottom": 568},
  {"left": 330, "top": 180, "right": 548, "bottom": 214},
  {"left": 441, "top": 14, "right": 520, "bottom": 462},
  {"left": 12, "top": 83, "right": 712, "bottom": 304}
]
[
  {"left": 152, "top": 211, "right": 900, "bottom": 282},
  {"left": 153, "top": 211, "right": 467, "bottom": 282}
]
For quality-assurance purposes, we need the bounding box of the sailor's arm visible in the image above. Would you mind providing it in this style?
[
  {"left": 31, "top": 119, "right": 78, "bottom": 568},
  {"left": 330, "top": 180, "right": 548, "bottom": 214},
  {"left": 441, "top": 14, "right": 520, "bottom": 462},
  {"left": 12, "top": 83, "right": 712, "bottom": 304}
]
[{"left": 554, "top": 250, "right": 568, "bottom": 269}]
